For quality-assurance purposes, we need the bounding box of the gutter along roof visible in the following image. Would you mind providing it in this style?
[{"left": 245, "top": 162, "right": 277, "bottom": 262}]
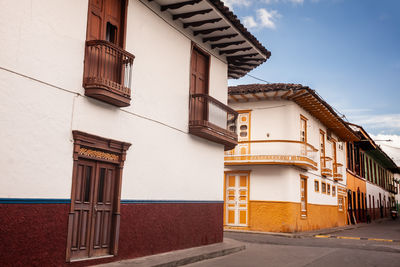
[
  {"left": 347, "top": 123, "right": 399, "bottom": 173},
  {"left": 228, "top": 83, "right": 360, "bottom": 142},
  {"left": 145, "top": 0, "right": 271, "bottom": 78}
]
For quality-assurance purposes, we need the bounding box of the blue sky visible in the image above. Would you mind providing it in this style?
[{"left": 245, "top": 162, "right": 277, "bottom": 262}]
[{"left": 224, "top": 0, "right": 400, "bottom": 142}]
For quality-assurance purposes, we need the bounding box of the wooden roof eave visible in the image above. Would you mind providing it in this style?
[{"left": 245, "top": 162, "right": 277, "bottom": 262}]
[
  {"left": 293, "top": 91, "right": 359, "bottom": 142},
  {"left": 144, "top": 0, "right": 269, "bottom": 78}
]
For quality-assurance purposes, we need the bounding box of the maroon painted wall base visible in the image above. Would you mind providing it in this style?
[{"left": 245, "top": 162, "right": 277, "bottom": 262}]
[{"left": 0, "top": 202, "right": 223, "bottom": 267}]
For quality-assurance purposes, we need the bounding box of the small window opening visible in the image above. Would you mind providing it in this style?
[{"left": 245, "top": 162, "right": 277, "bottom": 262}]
[{"left": 106, "top": 22, "right": 118, "bottom": 44}]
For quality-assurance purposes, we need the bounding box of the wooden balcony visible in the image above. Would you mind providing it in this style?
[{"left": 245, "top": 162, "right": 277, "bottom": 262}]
[
  {"left": 224, "top": 140, "right": 318, "bottom": 170},
  {"left": 83, "top": 40, "right": 135, "bottom": 107},
  {"left": 321, "top": 157, "right": 333, "bottom": 177},
  {"left": 189, "top": 94, "right": 238, "bottom": 151},
  {"left": 333, "top": 163, "right": 343, "bottom": 181}
]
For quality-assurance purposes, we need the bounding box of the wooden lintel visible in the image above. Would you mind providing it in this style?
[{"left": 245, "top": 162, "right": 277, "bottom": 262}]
[
  {"left": 203, "top": 34, "right": 238, "bottom": 42},
  {"left": 161, "top": 0, "right": 202, "bottom": 11},
  {"left": 211, "top": 40, "right": 246, "bottom": 49},
  {"left": 220, "top": 47, "right": 252, "bottom": 55},
  {"left": 183, "top": 18, "right": 222, "bottom": 28},
  {"left": 194, "top": 26, "right": 230, "bottom": 36},
  {"left": 173, "top": 9, "right": 212, "bottom": 20}
]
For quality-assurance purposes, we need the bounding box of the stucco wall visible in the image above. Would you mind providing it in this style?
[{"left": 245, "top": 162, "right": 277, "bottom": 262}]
[{"left": 0, "top": 0, "right": 228, "bottom": 201}]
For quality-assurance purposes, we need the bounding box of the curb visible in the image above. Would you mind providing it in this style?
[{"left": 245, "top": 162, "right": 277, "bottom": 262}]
[
  {"left": 314, "top": 234, "right": 400, "bottom": 243},
  {"left": 94, "top": 238, "right": 245, "bottom": 267},
  {"left": 153, "top": 245, "right": 245, "bottom": 267}
]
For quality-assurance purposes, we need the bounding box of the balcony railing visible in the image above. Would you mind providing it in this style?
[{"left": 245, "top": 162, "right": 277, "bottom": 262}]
[
  {"left": 83, "top": 40, "right": 135, "bottom": 107},
  {"left": 189, "top": 94, "right": 238, "bottom": 150},
  {"left": 333, "top": 163, "right": 343, "bottom": 181},
  {"left": 224, "top": 140, "right": 318, "bottom": 170},
  {"left": 321, "top": 157, "right": 332, "bottom": 176}
]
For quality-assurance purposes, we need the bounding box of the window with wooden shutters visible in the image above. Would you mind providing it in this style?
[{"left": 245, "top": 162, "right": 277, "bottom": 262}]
[
  {"left": 83, "top": 0, "right": 134, "bottom": 107},
  {"left": 188, "top": 45, "right": 238, "bottom": 150},
  {"left": 300, "top": 175, "right": 307, "bottom": 218}
]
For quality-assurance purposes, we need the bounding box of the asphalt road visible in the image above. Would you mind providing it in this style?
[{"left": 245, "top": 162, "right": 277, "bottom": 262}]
[{"left": 187, "top": 219, "right": 400, "bottom": 267}]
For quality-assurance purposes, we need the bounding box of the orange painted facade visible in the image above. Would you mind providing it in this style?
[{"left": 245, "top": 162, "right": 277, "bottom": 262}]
[
  {"left": 224, "top": 200, "right": 347, "bottom": 233},
  {"left": 347, "top": 171, "right": 366, "bottom": 194}
]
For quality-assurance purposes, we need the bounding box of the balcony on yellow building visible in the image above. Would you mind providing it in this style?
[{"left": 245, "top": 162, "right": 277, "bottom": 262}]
[
  {"left": 321, "top": 157, "right": 333, "bottom": 177},
  {"left": 224, "top": 140, "right": 318, "bottom": 170},
  {"left": 333, "top": 163, "right": 343, "bottom": 181}
]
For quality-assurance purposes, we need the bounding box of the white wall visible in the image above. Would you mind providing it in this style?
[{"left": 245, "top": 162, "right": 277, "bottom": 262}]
[
  {"left": 366, "top": 181, "right": 391, "bottom": 208},
  {"left": 0, "top": 0, "right": 229, "bottom": 201},
  {"left": 229, "top": 99, "right": 347, "bottom": 185}
]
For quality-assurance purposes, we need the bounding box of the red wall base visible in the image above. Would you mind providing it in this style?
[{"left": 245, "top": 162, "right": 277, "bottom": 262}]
[{"left": 0, "top": 202, "right": 223, "bottom": 267}]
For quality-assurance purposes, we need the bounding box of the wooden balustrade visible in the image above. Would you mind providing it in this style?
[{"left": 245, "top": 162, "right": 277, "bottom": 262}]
[
  {"left": 189, "top": 94, "right": 238, "bottom": 150},
  {"left": 83, "top": 40, "right": 135, "bottom": 107}
]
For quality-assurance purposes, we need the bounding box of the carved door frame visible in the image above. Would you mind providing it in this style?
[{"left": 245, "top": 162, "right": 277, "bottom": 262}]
[{"left": 66, "top": 131, "right": 130, "bottom": 262}]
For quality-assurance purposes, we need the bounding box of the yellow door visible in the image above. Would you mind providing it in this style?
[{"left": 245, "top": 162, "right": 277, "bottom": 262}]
[{"left": 226, "top": 174, "right": 249, "bottom": 226}]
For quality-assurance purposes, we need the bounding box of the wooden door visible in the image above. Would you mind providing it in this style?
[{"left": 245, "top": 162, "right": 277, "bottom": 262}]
[
  {"left": 226, "top": 174, "right": 249, "bottom": 226},
  {"left": 69, "top": 160, "right": 117, "bottom": 260},
  {"left": 190, "top": 48, "right": 209, "bottom": 122},
  {"left": 87, "top": 0, "right": 124, "bottom": 45}
]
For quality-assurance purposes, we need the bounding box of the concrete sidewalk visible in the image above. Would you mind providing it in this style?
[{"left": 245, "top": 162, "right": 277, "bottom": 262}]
[{"left": 93, "top": 238, "right": 245, "bottom": 267}]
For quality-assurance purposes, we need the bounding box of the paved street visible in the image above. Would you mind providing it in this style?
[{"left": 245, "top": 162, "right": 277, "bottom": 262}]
[{"left": 187, "top": 219, "right": 400, "bottom": 267}]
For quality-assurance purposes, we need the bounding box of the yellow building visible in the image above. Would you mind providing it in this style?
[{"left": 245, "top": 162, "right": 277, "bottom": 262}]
[{"left": 224, "top": 84, "right": 359, "bottom": 232}]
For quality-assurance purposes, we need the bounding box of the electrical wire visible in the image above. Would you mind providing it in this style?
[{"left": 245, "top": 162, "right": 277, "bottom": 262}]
[{"left": 245, "top": 74, "right": 271, "bottom": 84}]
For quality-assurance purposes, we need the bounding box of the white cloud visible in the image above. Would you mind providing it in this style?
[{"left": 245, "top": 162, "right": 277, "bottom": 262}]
[
  {"left": 257, "top": 8, "right": 282, "bottom": 29},
  {"left": 243, "top": 16, "right": 258, "bottom": 29},
  {"left": 370, "top": 134, "right": 400, "bottom": 166},
  {"left": 263, "top": 0, "right": 304, "bottom": 5},
  {"left": 350, "top": 114, "right": 400, "bottom": 134},
  {"left": 222, "top": 0, "right": 251, "bottom": 10}
]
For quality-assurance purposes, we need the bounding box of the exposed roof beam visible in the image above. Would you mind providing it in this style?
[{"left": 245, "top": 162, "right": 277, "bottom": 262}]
[
  {"left": 228, "top": 69, "right": 246, "bottom": 75},
  {"left": 203, "top": 34, "right": 238, "bottom": 42},
  {"left": 240, "top": 94, "right": 249, "bottom": 101},
  {"left": 280, "top": 90, "right": 293, "bottom": 99},
  {"left": 160, "top": 0, "right": 202, "bottom": 11},
  {"left": 227, "top": 53, "right": 259, "bottom": 59},
  {"left": 183, "top": 18, "right": 222, "bottom": 28},
  {"left": 288, "top": 90, "right": 308, "bottom": 100},
  {"left": 211, "top": 40, "right": 245, "bottom": 49},
  {"left": 193, "top": 26, "right": 230, "bottom": 36},
  {"left": 173, "top": 9, "right": 212, "bottom": 20},
  {"left": 229, "top": 65, "right": 252, "bottom": 71},
  {"left": 229, "top": 61, "right": 258, "bottom": 67},
  {"left": 220, "top": 47, "right": 252, "bottom": 55},
  {"left": 252, "top": 93, "right": 261, "bottom": 100},
  {"left": 227, "top": 57, "right": 264, "bottom": 62},
  {"left": 230, "top": 95, "right": 240, "bottom": 102}
]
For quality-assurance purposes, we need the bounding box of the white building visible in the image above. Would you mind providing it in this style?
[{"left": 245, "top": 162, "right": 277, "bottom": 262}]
[
  {"left": 346, "top": 124, "right": 399, "bottom": 222},
  {"left": 224, "top": 84, "right": 358, "bottom": 232},
  {"left": 0, "top": 0, "right": 270, "bottom": 265}
]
